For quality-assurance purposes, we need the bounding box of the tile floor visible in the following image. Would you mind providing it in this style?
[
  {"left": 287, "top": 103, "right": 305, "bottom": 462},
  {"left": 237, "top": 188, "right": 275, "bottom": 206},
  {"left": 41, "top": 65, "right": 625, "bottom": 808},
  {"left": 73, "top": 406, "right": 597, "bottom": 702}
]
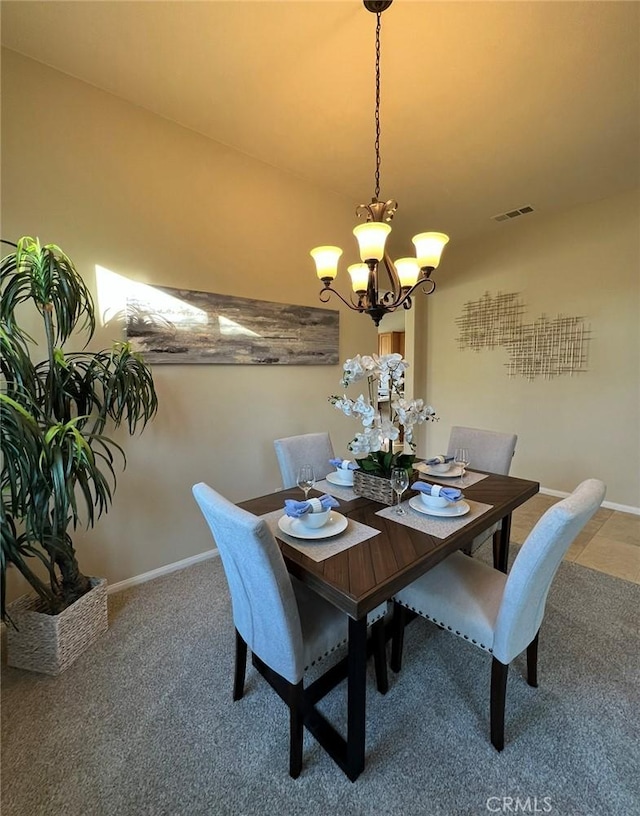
[{"left": 510, "top": 494, "right": 640, "bottom": 584}]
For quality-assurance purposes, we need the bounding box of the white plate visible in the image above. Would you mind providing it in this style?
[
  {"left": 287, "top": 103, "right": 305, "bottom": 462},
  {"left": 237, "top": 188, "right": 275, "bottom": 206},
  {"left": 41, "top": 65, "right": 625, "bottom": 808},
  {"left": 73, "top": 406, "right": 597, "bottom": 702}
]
[
  {"left": 277, "top": 512, "right": 349, "bottom": 540},
  {"left": 415, "top": 463, "right": 463, "bottom": 478},
  {"left": 326, "top": 471, "right": 354, "bottom": 487},
  {"left": 408, "top": 496, "right": 470, "bottom": 518}
]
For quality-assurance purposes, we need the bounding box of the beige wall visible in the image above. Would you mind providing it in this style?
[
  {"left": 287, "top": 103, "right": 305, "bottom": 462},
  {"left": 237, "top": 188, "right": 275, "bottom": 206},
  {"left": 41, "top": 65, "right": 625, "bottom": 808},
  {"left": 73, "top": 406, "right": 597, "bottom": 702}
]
[
  {"left": 415, "top": 189, "right": 640, "bottom": 509},
  {"left": 1, "top": 51, "right": 378, "bottom": 597},
  {"left": 2, "top": 51, "right": 638, "bottom": 605}
]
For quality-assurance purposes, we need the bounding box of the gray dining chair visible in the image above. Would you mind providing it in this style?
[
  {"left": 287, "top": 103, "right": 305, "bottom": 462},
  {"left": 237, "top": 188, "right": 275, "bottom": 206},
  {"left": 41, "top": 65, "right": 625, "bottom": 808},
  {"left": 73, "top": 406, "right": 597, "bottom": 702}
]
[
  {"left": 390, "top": 478, "right": 606, "bottom": 751},
  {"left": 274, "top": 432, "right": 335, "bottom": 489},
  {"left": 447, "top": 426, "right": 518, "bottom": 556},
  {"left": 447, "top": 426, "right": 518, "bottom": 477},
  {"left": 192, "top": 482, "right": 388, "bottom": 778}
]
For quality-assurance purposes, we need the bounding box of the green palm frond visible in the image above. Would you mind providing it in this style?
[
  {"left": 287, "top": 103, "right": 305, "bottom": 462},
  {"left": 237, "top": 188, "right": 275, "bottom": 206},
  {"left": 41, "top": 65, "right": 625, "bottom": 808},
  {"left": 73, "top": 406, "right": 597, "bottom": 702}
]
[
  {"left": 34, "top": 353, "right": 97, "bottom": 425},
  {"left": 0, "top": 394, "right": 42, "bottom": 515},
  {"left": 1, "top": 236, "right": 95, "bottom": 346},
  {"left": 101, "top": 341, "right": 158, "bottom": 432},
  {"left": 0, "top": 325, "right": 37, "bottom": 400}
]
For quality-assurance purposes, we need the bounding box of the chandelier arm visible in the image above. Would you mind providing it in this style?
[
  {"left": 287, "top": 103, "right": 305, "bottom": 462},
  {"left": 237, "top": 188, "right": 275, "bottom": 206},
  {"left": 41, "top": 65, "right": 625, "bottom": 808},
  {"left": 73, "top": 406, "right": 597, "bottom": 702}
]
[
  {"left": 392, "top": 277, "right": 437, "bottom": 311},
  {"left": 381, "top": 251, "right": 402, "bottom": 302},
  {"left": 319, "top": 284, "right": 365, "bottom": 312}
]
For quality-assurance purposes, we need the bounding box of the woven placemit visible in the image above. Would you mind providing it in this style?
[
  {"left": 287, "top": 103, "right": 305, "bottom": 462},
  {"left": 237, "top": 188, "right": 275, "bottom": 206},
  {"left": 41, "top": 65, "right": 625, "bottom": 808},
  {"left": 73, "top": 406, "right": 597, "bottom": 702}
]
[
  {"left": 353, "top": 470, "right": 417, "bottom": 506},
  {"left": 6, "top": 578, "right": 108, "bottom": 675}
]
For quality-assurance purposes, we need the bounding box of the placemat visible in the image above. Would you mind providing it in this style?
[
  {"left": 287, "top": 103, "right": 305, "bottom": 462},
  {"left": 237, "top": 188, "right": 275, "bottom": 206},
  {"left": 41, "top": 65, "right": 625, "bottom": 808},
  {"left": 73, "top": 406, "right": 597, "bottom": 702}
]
[
  {"left": 413, "top": 466, "right": 489, "bottom": 488},
  {"left": 314, "top": 478, "right": 357, "bottom": 501},
  {"left": 261, "top": 508, "right": 381, "bottom": 562},
  {"left": 375, "top": 498, "right": 493, "bottom": 539}
]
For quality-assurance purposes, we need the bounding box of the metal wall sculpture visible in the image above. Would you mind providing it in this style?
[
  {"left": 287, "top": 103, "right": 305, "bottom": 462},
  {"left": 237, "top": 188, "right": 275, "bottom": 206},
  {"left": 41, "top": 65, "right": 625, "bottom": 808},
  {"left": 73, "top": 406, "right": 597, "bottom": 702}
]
[
  {"left": 125, "top": 285, "right": 339, "bottom": 365},
  {"left": 455, "top": 291, "right": 591, "bottom": 380}
]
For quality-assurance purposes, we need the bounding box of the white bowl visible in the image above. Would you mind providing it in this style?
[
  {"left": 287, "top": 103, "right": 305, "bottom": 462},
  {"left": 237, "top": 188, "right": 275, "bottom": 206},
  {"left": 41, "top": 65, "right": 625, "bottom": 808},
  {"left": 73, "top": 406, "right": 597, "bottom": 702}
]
[
  {"left": 430, "top": 461, "right": 452, "bottom": 474},
  {"left": 300, "top": 508, "right": 331, "bottom": 528},
  {"left": 334, "top": 468, "right": 354, "bottom": 485},
  {"left": 419, "top": 492, "right": 451, "bottom": 509}
]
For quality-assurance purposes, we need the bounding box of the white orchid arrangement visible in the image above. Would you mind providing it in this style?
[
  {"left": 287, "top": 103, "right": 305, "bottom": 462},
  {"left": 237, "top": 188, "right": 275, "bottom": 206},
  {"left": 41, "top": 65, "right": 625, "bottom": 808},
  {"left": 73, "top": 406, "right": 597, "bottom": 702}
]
[{"left": 329, "top": 353, "right": 438, "bottom": 477}]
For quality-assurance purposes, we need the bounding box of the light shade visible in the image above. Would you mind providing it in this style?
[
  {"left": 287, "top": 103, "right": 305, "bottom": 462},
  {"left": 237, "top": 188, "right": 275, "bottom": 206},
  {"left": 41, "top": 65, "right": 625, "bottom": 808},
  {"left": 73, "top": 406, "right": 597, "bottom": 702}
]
[
  {"left": 310, "top": 245, "right": 342, "bottom": 280},
  {"left": 353, "top": 222, "right": 391, "bottom": 262},
  {"left": 347, "top": 263, "right": 370, "bottom": 293},
  {"left": 412, "top": 232, "right": 450, "bottom": 270},
  {"left": 394, "top": 257, "right": 421, "bottom": 288}
]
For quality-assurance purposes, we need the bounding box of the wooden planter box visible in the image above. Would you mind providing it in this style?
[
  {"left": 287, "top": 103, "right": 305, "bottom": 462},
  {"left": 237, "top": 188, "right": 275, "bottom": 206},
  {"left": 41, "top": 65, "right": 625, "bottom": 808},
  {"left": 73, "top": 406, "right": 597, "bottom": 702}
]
[
  {"left": 6, "top": 578, "right": 108, "bottom": 675},
  {"left": 353, "top": 470, "right": 418, "bottom": 506}
]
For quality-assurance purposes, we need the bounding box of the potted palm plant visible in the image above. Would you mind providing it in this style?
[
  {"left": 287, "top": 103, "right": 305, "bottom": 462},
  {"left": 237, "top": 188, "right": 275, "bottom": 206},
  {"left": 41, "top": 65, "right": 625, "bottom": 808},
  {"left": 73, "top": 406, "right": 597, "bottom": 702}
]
[{"left": 1, "top": 237, "right": 158, "bottom": 674}]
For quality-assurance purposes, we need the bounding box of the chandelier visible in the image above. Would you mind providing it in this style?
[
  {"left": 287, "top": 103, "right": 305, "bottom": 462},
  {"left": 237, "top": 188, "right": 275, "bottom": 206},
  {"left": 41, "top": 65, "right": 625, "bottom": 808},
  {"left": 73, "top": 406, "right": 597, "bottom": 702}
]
[{"left": 310, "top": 0, "right": 449, "bottom": 326}]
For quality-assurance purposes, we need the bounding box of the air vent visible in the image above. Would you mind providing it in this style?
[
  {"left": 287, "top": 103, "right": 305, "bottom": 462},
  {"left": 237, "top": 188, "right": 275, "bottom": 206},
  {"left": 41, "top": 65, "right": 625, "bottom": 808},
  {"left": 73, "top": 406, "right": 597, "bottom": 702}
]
[{"left": 492, "top": 205, "right": 535, "bottom": 223}]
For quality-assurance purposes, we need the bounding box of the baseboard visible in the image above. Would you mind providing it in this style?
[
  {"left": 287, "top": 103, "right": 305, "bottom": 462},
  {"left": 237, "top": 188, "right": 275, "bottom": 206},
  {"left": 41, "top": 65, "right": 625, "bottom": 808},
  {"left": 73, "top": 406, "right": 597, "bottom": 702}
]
[
  {"left": 108, "top": 490, "right": 638, "bottom": 595},
  {"left": 540, "top": 487, "right": 639, "bottom": 516},
  {"left": 106, "top": 548, "right": 220, "bottom": 595},
  {"left": 7, "top": 487, "right": 637, "bottom": 609}
]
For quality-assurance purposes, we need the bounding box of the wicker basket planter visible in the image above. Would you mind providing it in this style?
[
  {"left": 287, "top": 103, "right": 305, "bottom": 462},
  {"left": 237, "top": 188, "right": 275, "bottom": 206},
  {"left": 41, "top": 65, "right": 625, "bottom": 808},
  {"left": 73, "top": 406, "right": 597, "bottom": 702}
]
[
  {"left": 6, "top": 578, "right": 108, "bottom": 675},
  {"left": 353, "top": 469, "right": 417, "bottom": 506}
]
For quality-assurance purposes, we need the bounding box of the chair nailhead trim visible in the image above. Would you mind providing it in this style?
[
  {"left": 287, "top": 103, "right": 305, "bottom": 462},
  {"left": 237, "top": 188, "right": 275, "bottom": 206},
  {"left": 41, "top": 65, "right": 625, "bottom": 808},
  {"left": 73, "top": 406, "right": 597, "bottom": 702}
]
[
  {"left": 304, "top": 612, "right": 385, "bottom": 671},
  {"left": 306, "top": 637, "right": 348, "bottom": 670},
  {"left": 396, "top": 600, "right": 492, "bottom": 654}
]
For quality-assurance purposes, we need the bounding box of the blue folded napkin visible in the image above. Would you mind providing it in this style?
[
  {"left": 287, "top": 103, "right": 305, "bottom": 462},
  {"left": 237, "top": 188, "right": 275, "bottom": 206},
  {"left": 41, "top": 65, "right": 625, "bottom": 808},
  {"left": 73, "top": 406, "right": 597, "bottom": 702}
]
[
  {"left": 284, "top": 494, "right": 339, "bottom": 518},
  {"left": 329, "top": 458, "right": 359, "bottom": 470},
  {"left": 412, "top": 481, "right": 463, "bottom": 502},
  {"left": 426, "top": 455, "right": 455, "bottom": 466}
]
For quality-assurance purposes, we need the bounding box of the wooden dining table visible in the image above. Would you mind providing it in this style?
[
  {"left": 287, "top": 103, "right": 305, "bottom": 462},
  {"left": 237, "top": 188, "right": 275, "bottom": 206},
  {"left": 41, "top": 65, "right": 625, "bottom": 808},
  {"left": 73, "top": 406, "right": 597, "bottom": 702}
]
[{"left": 239, "top": 470, "right": 539, "bottom": 781}]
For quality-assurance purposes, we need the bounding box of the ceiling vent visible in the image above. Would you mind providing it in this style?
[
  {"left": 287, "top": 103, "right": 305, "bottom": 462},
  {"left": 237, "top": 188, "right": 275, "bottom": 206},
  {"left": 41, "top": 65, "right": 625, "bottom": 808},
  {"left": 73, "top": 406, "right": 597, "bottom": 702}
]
[{"left": 492, "top": 205, "right": 535, "bottom": 223}]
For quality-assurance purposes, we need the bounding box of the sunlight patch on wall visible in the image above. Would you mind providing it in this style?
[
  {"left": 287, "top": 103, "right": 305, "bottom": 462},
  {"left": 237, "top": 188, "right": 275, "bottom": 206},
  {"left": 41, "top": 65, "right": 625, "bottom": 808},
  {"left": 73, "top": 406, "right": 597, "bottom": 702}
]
[
  {"left": 94, "top": 266, "right": 207, "bottom": 329},
  {"left": 218, "top": 315, "right": 260, "bottom": 338}
]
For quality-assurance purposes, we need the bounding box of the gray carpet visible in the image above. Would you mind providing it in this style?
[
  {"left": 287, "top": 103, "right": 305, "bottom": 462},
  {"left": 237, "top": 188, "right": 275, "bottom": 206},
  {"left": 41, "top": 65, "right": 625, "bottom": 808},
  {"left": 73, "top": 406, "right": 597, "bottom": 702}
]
[{"left": 2, "top": 548, "right": 639, "bottom": 816}]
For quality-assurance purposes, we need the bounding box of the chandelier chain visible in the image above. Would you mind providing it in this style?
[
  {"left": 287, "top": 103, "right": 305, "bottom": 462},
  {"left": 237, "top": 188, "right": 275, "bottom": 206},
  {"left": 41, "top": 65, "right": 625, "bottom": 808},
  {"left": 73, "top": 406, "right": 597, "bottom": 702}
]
[{"left": 374, "top": 11, "right": 382, "bottom": 201}]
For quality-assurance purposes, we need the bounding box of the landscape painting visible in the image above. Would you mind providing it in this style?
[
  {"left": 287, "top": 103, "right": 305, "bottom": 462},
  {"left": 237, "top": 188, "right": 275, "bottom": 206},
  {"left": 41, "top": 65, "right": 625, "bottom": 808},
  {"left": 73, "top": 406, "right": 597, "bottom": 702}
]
[{"left": 125, "top": 284, "right": 339, "bottom": 365}]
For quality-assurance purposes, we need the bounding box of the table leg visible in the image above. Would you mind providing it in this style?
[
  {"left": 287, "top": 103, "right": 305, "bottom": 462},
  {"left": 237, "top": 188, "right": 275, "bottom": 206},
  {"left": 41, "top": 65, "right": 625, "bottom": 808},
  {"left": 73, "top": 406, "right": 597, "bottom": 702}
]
[
  {"left": 494, "top": 513, "right": 512, "bottom": 573},
  {"left": 346, "top": 616, "right": 367, "bottom": 781}
]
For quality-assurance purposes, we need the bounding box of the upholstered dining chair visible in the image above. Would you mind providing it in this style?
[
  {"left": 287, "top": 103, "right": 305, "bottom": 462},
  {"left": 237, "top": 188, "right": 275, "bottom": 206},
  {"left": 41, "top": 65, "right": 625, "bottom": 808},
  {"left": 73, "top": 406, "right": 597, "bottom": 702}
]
[
  {"left": 447, "top": 426, "right": 518, "bottom": 556},
  {"left": 274, "top": 432, "right": 335, "bottom": 489},
  {"left": 447, "top": 426, "right": 518, "bottom": 477},
  {"left": 389, "top": 478, "right": 606, "bottom": 751},
  {"left": 192, "top": 482, "right": 388, "bottom": 778}
]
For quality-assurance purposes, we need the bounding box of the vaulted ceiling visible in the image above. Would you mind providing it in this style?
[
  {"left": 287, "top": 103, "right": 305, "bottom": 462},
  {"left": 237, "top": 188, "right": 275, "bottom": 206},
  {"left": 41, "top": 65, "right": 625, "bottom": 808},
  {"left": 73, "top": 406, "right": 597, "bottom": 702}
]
[{"left": 2, "top": 1, "right": 639, "bottom": 248}]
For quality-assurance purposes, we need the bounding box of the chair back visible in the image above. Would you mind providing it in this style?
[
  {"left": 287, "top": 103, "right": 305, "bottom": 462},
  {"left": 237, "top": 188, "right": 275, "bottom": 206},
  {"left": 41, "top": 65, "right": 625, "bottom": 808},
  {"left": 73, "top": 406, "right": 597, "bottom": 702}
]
[
  {"left": 493, "top": 479, "right": 606, "bottom": 663},
  {"left": 273, "top": 432, "right": 335, "bottom": 489},
  {"left": 192, "top": 482, "right": 305, "bottom": 683},
  {"left": 447, "top": 426, "right": 517, "bottom": 475}
]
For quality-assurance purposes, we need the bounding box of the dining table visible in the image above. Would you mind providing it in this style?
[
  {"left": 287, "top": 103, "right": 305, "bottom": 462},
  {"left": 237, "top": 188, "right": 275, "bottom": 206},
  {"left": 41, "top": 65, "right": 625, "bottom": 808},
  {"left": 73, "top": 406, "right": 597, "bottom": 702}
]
[{"left": 239, "top": 468, "right": 539, "bottom": 781}]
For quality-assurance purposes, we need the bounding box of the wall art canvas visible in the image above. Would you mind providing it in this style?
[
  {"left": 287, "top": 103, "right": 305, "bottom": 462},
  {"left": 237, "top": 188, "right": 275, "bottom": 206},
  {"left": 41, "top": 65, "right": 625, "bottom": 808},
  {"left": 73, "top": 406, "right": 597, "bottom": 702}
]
[{"left": 125, "top": 285, "right": 339, "bottom": 365}]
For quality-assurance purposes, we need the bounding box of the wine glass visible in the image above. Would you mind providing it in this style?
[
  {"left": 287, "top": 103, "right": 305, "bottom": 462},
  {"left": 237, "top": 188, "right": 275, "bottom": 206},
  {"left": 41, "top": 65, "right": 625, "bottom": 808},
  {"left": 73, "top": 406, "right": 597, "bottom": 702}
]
[
  {"left": 454, "top": 448, "right": 470, "bottom": 486},
  {"left": 390, "top": 467, "right": 409, "bottom": 515},
  {"left": 296, "top": 464, "right": 316, "bottom": 501}
]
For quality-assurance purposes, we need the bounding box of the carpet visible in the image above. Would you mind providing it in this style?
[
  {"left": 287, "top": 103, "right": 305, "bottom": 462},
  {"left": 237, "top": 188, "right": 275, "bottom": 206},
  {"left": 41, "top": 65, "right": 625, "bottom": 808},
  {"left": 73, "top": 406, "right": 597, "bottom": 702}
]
[{"left": 1, "top": 550, "right": 638, "bottom": 816}]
